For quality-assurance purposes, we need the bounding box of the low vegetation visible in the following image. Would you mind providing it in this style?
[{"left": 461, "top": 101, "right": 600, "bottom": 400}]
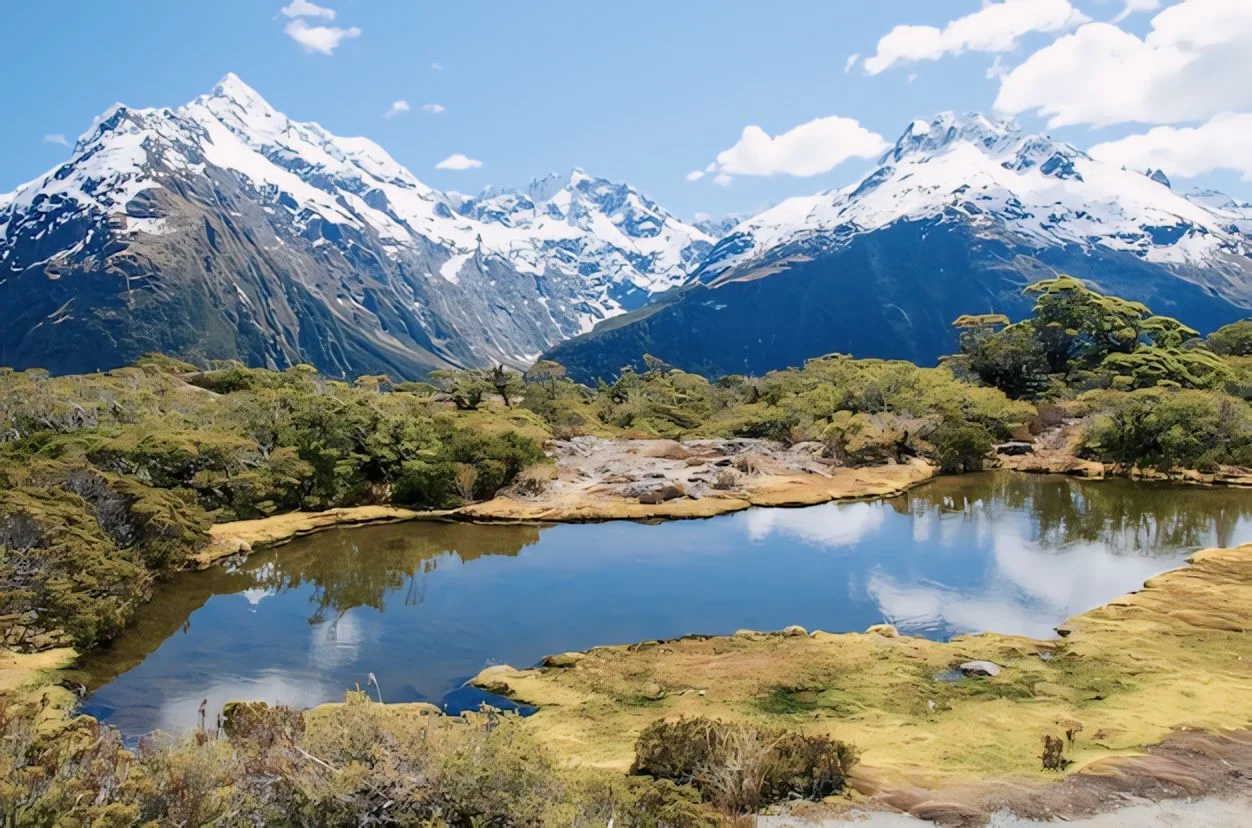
[
  {"left": 0, "top": 690, "right": 726, "bottom": 826},
  {"left": 631, "top": 716, "right": 857, "bottom": 813}
]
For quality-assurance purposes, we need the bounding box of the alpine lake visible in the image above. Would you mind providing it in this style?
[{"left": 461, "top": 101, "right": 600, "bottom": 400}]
[{"left": 78, "top": 471, "right": 1252, "bottom": 739}]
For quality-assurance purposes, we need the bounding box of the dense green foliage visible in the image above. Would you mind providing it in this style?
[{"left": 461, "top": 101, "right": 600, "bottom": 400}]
[
  {"left": 956, "top": 276, "right": 1241, "bottom": 398},
  {"left": 1082, "top": 388, "right": 1252, "bottom": 471},
  {"left": 0, "top": 361, "right": 544, "bottom": 649},
  {"left": 951, "top": 278, "right": 1252, "bottom": 472},
  {"left": 1206, "top": 320, "right": 1252, "bottom": 357}
]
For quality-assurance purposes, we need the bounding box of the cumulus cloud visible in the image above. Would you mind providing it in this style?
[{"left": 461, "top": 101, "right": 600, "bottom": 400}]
[
  {"left": 864, "top": 0, "right": 1088, "bottom": 75},
  {"left": 685, "top": 170, "right": 704, "bottom": 182},
  {"left": 42, "top": 133, "right": 69, "bottom": 147},
  {"left": 995, "top": 0, "right": 1252, "bottom": 127},
  {"left": 697, "top": 116, "right": 888, "bottom": 184},
  {"left": 384, "top": 100, "right": 410, "bottom": 119},
  {"left": 280, "top": 0, "right": 335, "bottom": 20},
  {"left": 712, "top": 173, "right": 733, "bottom": 187},
  {"left": 1089, "top": 112, "right": 1252, "bottom": 181},
  {"left": 284, "top": 18, "right": 360, "bottom": 54},
  {"left": 1113, "top": 0, "right": 1162, "bottom": 23},
  {"left": 435, "top": 153, "right": 482, "bottom": 171},
  {"left": 844, "top": 54, "right": 859, "bottom": 73},
  {"left": 421, "top": 103, "right": 445, "bottom": 114}
]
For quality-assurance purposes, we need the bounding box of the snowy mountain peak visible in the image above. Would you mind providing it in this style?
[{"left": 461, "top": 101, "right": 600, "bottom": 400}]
[
  {"left": 883, "top": 111, "right": 1022, "bottom": 164},
  {"left": 0, "top": 75, "right": 723, "bottom": 375},
  {"left": 696, "top": 112, "right": 1252, "bottom": 287},
  {"left": 208, "top": 72, "right": 269, "bottom": 109}
]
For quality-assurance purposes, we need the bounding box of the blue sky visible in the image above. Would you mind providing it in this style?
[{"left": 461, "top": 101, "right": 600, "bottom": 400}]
[{"left": 2, "top": 0, "right": 1249, "bottom": 219}]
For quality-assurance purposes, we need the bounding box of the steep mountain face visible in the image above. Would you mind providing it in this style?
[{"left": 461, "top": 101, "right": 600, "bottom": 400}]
[
  {"left": 0, "top": 74, "right": 716, "bottom": 378},
  {"left": 545, "top": 113, "right": 1252, "bottom": 382}
]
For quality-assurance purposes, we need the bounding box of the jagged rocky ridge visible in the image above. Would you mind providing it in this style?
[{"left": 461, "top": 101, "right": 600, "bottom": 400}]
[
  {"left": 0, "top": 74, "right": 717, "bottom": 377},
  {"left": 546, "top": 113, "right": 1252, "bottom": 382}
]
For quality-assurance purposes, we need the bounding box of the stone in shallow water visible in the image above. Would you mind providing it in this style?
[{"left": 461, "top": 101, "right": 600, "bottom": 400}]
[{"left": 959, "top": 660, "right": 1003, "bottom": 677}]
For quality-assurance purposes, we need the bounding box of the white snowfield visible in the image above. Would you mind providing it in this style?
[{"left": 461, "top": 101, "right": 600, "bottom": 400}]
[{"left": 703, "top": 112, "right": 1252, "bottom": 280}]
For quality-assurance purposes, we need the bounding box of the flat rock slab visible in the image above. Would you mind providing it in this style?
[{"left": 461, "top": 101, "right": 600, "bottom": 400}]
[{"left": 959, "top": 660, "right": 1003, "bottom": 677}]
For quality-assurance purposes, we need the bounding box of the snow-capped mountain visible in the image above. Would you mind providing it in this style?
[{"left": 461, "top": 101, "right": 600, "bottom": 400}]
[
  {"left": 546, "top": 113, "right": 1252, "bottom": 381},
  {"left": 697, "top": 113, "right": 1252, "bottom": 287},
  {"left": 458, "top": 169, "right": 715, "bottom": 302},
  {"left": 0, "top": 74, "right": 717, "bottom": 377}
]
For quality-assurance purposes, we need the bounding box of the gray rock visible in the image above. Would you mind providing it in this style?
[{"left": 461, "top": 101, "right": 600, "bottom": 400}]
[{"left": 959, "top": 660, "right": 1003, "bottom": 677}]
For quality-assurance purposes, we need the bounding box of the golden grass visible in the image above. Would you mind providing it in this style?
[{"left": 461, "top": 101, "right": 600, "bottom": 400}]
[{"left": 471, "top": 545, "right": 1252, "bottom": 785}]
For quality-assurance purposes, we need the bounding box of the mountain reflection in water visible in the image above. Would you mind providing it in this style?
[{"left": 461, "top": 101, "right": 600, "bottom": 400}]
[{"left": 80, "top": 473, "right": 1252, "bottom": 737}]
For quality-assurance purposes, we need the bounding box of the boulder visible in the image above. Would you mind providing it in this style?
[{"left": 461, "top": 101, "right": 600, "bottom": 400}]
[
  {"left": 638, "top": 484, "right": 685, "bottom": 504},
  {"left": 959, "top": 660, "right": 1002, "bottom": 677},
  {"left": 541, "top": 651, "right": 586, "bottom": 668},
  {"left": 641, "top": 682, "right": 665, "bottom": 700},
  {"left": 782, "top": 625, "right": 808, "bottom": 637},
  {"left": 866, "top": 623, "right": 899, "bottom": 638}
]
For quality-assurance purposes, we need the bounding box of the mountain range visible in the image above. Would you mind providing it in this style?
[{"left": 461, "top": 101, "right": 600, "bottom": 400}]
[
  {"left": 3, "top": 79, "right": 1251, "bottom": 381},
  {"left": 546, "top": 113, "right": 1252, "bottom": 381},
  {"left": 0, "top": 74, "right": 716, "bottom": 377}
]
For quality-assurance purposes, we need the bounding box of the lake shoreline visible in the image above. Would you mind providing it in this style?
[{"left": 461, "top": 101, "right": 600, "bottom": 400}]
[
  {"left": 468, "top": 541, "right": 1252, "bottom": 824},
  {"left": 200, "top": 436, "right": 1252, "bottom": 571},
  {"left": 201, "top": 441, "right": 939, "bottom": 566}
]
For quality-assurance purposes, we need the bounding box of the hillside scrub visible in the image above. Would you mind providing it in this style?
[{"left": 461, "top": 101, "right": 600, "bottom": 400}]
[
  {"left": 0, "top": 690, "right": 724, "bottom": 826},
  {"left": 519, "top": 351, "right": 1034, "bottom": 470},
  {"left": 955, "top": 276, "right": 1245, "bottom": 398},
  {"left": 0, "top": 361, "right": 545, "bottom": 650}
]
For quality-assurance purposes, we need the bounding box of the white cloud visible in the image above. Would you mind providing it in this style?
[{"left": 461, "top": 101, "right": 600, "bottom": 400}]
[
  {"left": 864, "top": 0, "right": 1089, "bottom": 75},
  {"left": 844, "top": 54, "right": 859, "bottom": 73},
  {"left": 384, "top": 100, "right": 410, "bottom": 119},
  {"left": 42, "top": 133, "right": 69, "bottom": 147},
  {"left": 744, "top": 501, "right": 885, "bottom": 548},
  {"left": 431, "top": 62, "right": 446, "bottom": 71},
  {"left": 284, "top": 18, "right": 360, "bottom": 55},
  {"left": 1113, "top": 0, "right": 1162, "bottom": 23},
  {"left": 280, "top": 0, "right": 335, "bottom": 20},
  {"left": 995, "top": 0, "right": 1252, "bottom": 127},
  {"left": 435, "top": 153, "right": 482, "bottom": 171},
  {"left": 1089, "top": 112, "right": 1252, "bottom": 181},
  {"left": 712, "top": 174, "right": 733, "bottom": 187},
  {"left": 421, "top": 102, "right": 445, "bottom": 114},
  {"left": 700, "top": 116, "right": 888, "bottom": 184},
  {"left": 685, "top": 170, "right": 705, "bottom": 182}
]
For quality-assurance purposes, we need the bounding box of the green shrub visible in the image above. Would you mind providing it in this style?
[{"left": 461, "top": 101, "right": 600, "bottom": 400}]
[
  {"left": 929, "top": 422, "right": 994, "bottom": 474},
  {"left": 631, "top": 716, "right": 857, "bottom": 813},
  {"left": 1082, "top": 388, "right": 1252, "bottom": 470}
]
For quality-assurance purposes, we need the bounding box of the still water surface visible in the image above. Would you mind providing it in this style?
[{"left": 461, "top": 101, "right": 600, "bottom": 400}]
[{"left": 81, "top": 472, "right": 1252, "bottom": 736}]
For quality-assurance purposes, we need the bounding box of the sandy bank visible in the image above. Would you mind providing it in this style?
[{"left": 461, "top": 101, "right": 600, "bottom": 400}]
[
  {"left": 202, "top": 438, "right": 936, "bottom": 562},
  {"left": 197, "top": 504, "right": 451, "bottom": 567}
]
